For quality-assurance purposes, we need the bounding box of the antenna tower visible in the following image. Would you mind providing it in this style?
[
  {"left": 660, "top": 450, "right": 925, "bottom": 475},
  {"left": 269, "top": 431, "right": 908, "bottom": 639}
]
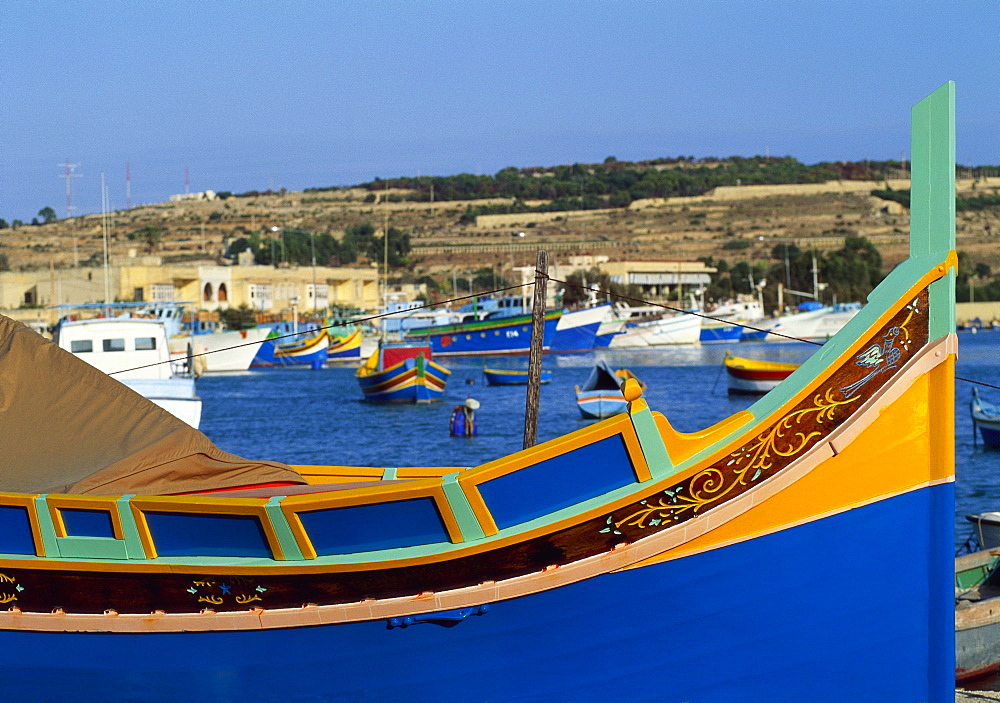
[
  {"left": 125, "top": 162, "right": 132, "bottom": 209},
  {"left": 185, "top": 166, "right": 190, "bottom": 194},
  {"left": 59, "top": 160, "right": 82, "bottom": 218}
]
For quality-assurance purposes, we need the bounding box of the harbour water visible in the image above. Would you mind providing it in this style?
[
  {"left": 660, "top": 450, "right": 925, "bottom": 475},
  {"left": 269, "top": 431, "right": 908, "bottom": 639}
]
[{"left": 199, "top": 330, "right": 1000, "bottom": 550}]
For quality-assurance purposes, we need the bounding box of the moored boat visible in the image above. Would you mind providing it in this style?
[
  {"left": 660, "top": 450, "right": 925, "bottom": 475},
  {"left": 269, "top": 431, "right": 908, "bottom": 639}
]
[
  {"left": 724, "top": 352, "right": 801, "bottom": 395},
  {"left": 549, "top": 303, "right": 612, "bottom": 353},
  {"left": 54, "top": 315, "right": 202, "bottom": 428},
  {"left": 956, "top": 549, "right": 1000, "bottom": 681},
  {"left": 356, "top": 342, "right": 450, "bottom": 402},
  {"left": 326, "top": 326, "right": 363, "bottom": 363},
  {"left": 0, "top": 84, "right": 958, "bottom": 702},
  {"left": 404, "top": 309, "right": 562, "bottom": 357},
  {"left": 574, "top": 360, "right": 638, "bottom": 419},
  {"left": 167, "top": 326, "right": 274, "bottom": 373},
  {"left": 971, "top": 388, "right": 1000, "bottom": 446},
  {"left": 607, "top": 311, "right": 701, "bottom": 348},
  {"left": 483, "top": 367, "right": 552, "bottom": 386}
]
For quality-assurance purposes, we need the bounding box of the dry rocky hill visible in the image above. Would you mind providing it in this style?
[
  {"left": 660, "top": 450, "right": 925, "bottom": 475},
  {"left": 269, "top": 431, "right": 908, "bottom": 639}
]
[{"left": 4, "top": 179, "right": 998, "bottom": 280}]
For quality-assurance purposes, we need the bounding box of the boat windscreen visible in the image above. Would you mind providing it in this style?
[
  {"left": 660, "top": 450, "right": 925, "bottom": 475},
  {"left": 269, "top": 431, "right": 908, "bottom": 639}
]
[{"left": 0, "top": 315, "right": 304, "bottom": 495}]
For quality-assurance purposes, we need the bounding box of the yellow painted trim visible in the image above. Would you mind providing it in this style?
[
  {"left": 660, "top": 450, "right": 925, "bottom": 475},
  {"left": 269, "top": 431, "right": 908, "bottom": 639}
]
[
  {"left": 651, "top": 252, "right": 957, "bottom": 468},
  {"left": 459, "top": 414, "right": 648, "bottom": 536},
  {"left": 0, "top": 492, "right": 44, "bottom": 556},
  {"left": 656, "top": 410, "right": 755, "bottom": 466},
  {"left": 628, "top": 356, "right": 956, "bottom": 569},
  {"left": 44, "top": 495, "right": 125, "bottom": 540},
  {"left": 292, "top": 465, "right": 468, "bottom": 485},
  {"left": 280, "top": 480, "right": 464, "bottom": 559},
  {"left": 128, "top": 497, "right": 287, "bottom": 561}
]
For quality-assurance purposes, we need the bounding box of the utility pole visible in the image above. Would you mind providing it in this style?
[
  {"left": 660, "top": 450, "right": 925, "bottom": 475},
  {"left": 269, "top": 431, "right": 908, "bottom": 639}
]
[{"left": 125, "top": 162, "right": 132, "bottom": 209}]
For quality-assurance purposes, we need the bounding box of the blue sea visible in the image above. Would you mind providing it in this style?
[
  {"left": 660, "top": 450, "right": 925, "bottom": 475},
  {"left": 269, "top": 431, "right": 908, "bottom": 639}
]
[{"left": 197, "top": 331, "right": 1000, "bottom": 552}]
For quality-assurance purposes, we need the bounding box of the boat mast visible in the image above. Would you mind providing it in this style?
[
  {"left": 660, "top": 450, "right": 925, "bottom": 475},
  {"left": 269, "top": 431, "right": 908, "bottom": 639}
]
[
  {"left": 523, "top": 250, "right": 548, "bottom": 449},
  {"left": 100, "top": 173, "right": 111, "bottom": 316}
]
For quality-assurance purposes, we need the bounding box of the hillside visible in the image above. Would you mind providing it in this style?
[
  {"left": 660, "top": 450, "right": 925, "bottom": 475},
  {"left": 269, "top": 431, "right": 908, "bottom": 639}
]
[{"left": 2, "top": 175, "right": 998, "bottom": 300}]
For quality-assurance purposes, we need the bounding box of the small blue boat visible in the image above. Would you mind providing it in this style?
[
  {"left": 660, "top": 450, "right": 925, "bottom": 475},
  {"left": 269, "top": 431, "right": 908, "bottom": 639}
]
[
  {"left": 575, "top": 360, "right": 635, "bottom": 419},
  {"left": 482, "top": 367, "right": 552, "bottom": 386},
  {"left": 356, "top": 342, "right": 450, "bottom": 403},
  {"left": 972, "top": 387, "right": 1000, "bottom": 446}
]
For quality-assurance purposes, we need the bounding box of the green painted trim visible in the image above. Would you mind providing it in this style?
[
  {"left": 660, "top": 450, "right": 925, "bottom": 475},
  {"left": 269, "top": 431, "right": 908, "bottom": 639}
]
[
  {"left": 265, "top": 497, "right": 306, "bottom": 561},
  {"left": 116, "top": 495, "right": 147, "bottom": 559},
  {"left": 629, "top": 405, "right": 675, "bottom": 480},
  {"left": 442, "top": 471, "right": 486, "bottom": 541},
  {"left": 909, "top": 82, "right": 956, "bottom": 261},
  {"left": 381, "top": 467, "right": 398, "bottom": 481},
  {"left": 55, "top": 536, "right": 128, "bottom": 560},
  {"left": 929, "top": 271, "right": 956, "bottom": 340},
  {"left": 33, "top": 495, "right": 60, "bottom": 558}
]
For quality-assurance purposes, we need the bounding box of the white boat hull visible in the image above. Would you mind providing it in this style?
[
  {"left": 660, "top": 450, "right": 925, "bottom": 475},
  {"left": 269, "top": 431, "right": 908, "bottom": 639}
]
[
  {"left": 608, "top": 314, "right": 701, "bottom": 347},
  {"left": 169, "top": 327, "right": 273, "bottom": 373}
]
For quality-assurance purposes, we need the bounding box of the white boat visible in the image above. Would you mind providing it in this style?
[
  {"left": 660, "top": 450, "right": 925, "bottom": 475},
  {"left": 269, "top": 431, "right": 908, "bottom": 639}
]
[
  {"left": 607, "top": 312, "right": 701, "bottom": 347},
  {"left": 167, "top": 326, "right": 273, "bottom": 373},
  {"left": 55, "top": 316, "right": 202, "bottom": 428},
  {"left": 755, "top": 303, "right": 862, "bottom": 343}
]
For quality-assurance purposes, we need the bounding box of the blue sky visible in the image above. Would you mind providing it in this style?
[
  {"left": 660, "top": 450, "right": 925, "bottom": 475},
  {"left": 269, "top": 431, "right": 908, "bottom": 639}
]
[{"left": 1, "top": 1, "right": 995, "bottom": 221}]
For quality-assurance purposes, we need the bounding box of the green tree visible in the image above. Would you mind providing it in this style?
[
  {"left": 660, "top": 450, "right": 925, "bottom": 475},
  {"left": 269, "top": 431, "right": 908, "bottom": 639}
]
[
  {"left": 0, "top": 253, "right": 9, "bottom": 271},
  {"left": 142, "top": 225, "right": 164, "bottom": 253},
  {"left": 37, "top": 206, "right": 57, "bottom": 223},
  {"left": 218, "top": 304, "right": 258, "bottom": 330}
]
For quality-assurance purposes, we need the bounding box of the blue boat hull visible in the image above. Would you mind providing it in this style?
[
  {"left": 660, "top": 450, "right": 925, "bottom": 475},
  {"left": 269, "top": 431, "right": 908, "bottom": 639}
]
[
  {"left": 549, "top": 320, "right": 602, "bottom": 353},
  {"left": 700, "top": 324, "right": 743, "bottom": 343},
  {"left": 0, "top": 486, "right": 951, "bottom": 703},
  {"left": 978, "top": 422, "right": 1000, "bottom": 447},
  {"left": 413, "top": 316, "right": 560, "bottom": 357}
]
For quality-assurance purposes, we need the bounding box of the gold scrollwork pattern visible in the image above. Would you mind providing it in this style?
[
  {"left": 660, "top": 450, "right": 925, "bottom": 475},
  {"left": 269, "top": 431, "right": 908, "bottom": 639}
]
[
  {"left": 602, "top": 290, "right": 929, "bottom": 538},
  {"left": 186, "top": 575, "right": 268, "bottom": 608},
  {"left": 0, "top": 572, "right": 24, "bottom": 604}
]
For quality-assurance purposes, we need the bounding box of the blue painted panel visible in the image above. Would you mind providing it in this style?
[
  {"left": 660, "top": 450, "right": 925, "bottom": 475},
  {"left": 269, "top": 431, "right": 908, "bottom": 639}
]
[
  {"left": 0, "top": 486, "right": 953, "bottom": 702},
  {"left": 478, "top": 434, "right": 636, "bottom": 530},
  {"left": 0, "top": 505, "right": 35, "bottom": 555},
  {"left": 300, "top": 497, "right": 450, "bottom": 555},
  {"left": 145, "top": 512, "right": 272, "bottom": 558},
  {"left": 61, "top": 508, "right": 115, "bottom": 539}
]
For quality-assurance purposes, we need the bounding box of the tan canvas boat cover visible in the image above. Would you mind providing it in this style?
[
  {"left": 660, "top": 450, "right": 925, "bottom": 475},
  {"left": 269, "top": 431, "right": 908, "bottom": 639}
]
[{"left": 0, "top": 315, "right": 305, "bottom": 495}]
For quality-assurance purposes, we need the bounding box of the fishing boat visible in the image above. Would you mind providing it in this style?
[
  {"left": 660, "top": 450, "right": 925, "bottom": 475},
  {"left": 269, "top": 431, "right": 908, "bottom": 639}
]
[
  {"left": 482, "top": 367, "right": 552, "bottom": 386},
  {"left": 741, "top": 302, "right": 863, "bottom": 343},
  {"left": 404, "top": 308, "right": 562, "bottom": 357},
  {"left": 574, "top": 360, "right": 636, "bottom": 419},
  {"left": 723, "top": 352, "right": 801, "bottom": 395},
  {"left": 167, "top": 326, "right": 274, "bottom": 373},
  {"left": 956, "top": 548, "right": 1000, "bottom": 681},
  {"left": 251, "top": 325, "right": 330, "bottom": 369},
  {"left": 356, "top": 342, "right": 450, "bottom": 402},
  {"left": 250, "top": 320, "right": 324, "bottom": 367},
  {"left": 971, "top": 387, "right": 1000, "bottom": 446},
  {"left": 549, "top": 303, "right": 612, "bottom": 353},
  {"left": 699, "top": 299, "right": 765, "bottom": 343},
  {"left": 53, "top": 314, "right": 202, "bottom": 428},
  {"left": 0, "top": 84, "right": 956, "bottom": 702},
  {"left": 607, "top": 311, "right": 701, "bottom": 348},
  {"left": 326, "top": 327, "right": 363, "bottom": 363}
]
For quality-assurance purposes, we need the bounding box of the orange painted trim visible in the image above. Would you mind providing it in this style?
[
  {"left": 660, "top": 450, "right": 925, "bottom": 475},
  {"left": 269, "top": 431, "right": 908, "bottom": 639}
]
[
  {"left": 127, "top": 497, "right": 286, "bottom": 561},
  {"left": 0, "top": 492, "right": 43, "bottom": 557},
  {"left": 280, "top": 481, "right": 463, "bottom": 558}
]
